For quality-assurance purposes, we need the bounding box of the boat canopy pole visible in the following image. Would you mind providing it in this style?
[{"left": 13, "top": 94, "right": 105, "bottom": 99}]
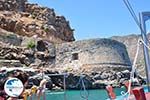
[{"left": 139, "top": 12, "right": 150, "bottom": 92}]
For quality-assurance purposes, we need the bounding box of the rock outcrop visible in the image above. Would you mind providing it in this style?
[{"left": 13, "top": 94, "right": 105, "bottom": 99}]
[
  {"left": 0, "top": 28, "right": 22, "bottom": 46},
  {"left": 0, "top": 40, "right": 56, "bottom": 68},
  {"left": 0, "top": 0, "right": 75, "bottom": 43}
]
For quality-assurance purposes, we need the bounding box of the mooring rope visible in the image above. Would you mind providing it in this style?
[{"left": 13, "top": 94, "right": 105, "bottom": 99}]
[
  {"left": 123, "top": 0, "right": 140, "bottom": 29},
  {"left": 140, "top": 39, "right": 150, "bottom": 50},
  {"left": 120, "top": 37, "right": 150, "bottom": 99},
  {"left": 73, "top": 75, "right": 89, "bottom": 100},
  {"left": 120, "top": 39, "right": 141, "bottom": 99},
  {"left": 80, "top": 76, "right": 89, "bottom": 100},
  {"left": 123, "top": 0, "right": 150, "bottom": 45}
]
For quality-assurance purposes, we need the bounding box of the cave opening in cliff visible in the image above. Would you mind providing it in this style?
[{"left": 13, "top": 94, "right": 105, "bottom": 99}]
[{"left": 72, "top": 53, "right": 79, "bottom": 60}]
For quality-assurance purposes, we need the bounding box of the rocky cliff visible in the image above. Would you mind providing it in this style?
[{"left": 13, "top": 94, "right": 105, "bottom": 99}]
[
  {"left": 0, "top": 0, "right": 75, "bottom": 43},
  {"left": 0, "top": 0, "right": 144, "bottom": 90}
]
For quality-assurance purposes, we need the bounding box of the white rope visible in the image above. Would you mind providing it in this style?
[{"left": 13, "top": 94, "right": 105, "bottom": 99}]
[
  {"left": 80, "top": 76, "right": 89, "bottom": 100},
  {"left": 140, "top": 39, "right": 150, "bottom": 50},
  {"left": 128, "top": 39, "right": 140, "bottom": 96},
  {"left": 123, "top": 0, "right": 150, "bottom": 45},
  {"left": 130, "top": 39, "right": 141, "bottom": 78},
  {"left": 123, "top": 0, "right": 141, "bottom": 29},
  {"left": 121, "top": 39, "right": 141, "bottom": 99},
  {"left": 121, "top": 38, "right": 150, "bottom": 99}
]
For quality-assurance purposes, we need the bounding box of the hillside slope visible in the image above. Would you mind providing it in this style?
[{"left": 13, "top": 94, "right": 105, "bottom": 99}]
[
  {"left": 0, "top": 0, "right": 75, "bottom": 43},
  {"left": 111, "top": 33, "right": 150, "bottom": 77}
]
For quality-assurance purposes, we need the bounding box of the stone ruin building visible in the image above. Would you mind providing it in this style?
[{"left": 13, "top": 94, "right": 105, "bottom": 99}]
[{"left": 55, "top": 38, "right": 131, "bottom": 72}]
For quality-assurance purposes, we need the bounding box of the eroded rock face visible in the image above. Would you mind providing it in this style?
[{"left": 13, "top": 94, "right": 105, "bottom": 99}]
[
  {"left": 0, "top": 39, "right": 56, "bottom": 67},
  {"left": 0, "top": 0, "right": 75, "bottom": 43},
  {"left": 0, "top": 28, "right": 22, "bottom": 46},
  {"left": 0, "top": 16, "right": 17, "bottom": 32},
  {"left": 0, "top": 0, "right": 27, "bottom": 11}
]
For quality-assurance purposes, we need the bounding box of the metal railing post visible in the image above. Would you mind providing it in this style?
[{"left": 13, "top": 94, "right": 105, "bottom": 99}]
[{"left": 139, "top": 12, "right": 150, "bottom": 92}]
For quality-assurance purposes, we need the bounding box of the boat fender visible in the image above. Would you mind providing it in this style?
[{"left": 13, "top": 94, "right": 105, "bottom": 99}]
[
  {"left": 31, "top": 86, "right": 37, "bottom": 94},
  {"left": 0, "top": 96, "right": 5, "bottom": 100},
  {"left": 28, "top": 86, "right": 37, "bottom": 100},
  {"left": 106, "top": 85, "right": 116, "bottom": 99},
  {"left": 132, "top": 87, "right": 146, "bottom": 100},
  {"left": 22, "top": 90, "right": 30, "bottom": 100}
]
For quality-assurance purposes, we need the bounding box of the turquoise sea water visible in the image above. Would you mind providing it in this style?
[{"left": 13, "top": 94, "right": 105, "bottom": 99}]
[
  {"left": 37, "top": 87, "right": 126, "bottom": 100},
  {"left": 28, "top": 86, "right": 148, "bottom": 100}
]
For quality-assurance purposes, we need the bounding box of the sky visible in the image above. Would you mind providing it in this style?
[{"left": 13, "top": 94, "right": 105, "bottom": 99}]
[{"left": 28, "top": 0, "right": 150, "bottom": 40}]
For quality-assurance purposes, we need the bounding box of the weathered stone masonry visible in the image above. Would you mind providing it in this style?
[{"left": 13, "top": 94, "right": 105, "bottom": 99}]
[{"left": 56, "top": 38, "right": 131, "bottom": 71}]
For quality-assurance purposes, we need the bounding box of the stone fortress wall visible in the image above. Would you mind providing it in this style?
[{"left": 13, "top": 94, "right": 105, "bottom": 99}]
[{"left": 56, "top": 39, "right": 131, "bottom": 71}]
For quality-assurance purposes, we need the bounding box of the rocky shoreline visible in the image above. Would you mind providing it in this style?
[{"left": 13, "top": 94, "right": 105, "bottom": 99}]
[
  {"left": 0, "top": 36, "right": 145, "bottom": 90},
  {"left": 0, "top": 67, "right": 145, "bottom": 91}
]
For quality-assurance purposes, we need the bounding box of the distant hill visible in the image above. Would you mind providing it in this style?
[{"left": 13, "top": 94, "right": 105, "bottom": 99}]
[{"left": 111, "top": 33, "right": 150, "bottom": 77}]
